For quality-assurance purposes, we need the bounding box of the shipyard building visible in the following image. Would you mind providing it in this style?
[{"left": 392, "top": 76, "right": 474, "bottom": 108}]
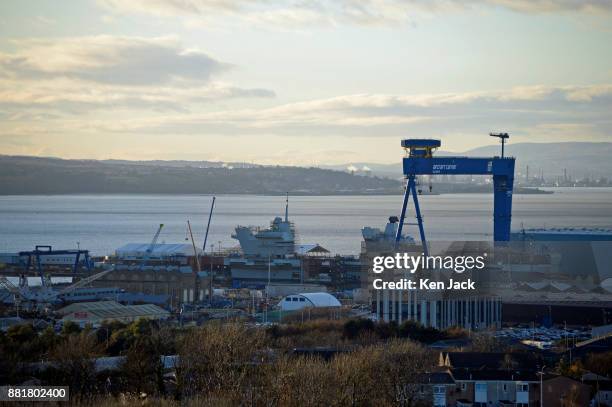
[
  {"left": 92, "top": 242, "right": 210, "bottom": 308},
  {"left": 362, "top": 218, "right": 502, "bottom": 330}
]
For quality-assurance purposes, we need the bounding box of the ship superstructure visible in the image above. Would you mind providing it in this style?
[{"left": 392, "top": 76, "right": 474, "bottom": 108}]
[
  {"left": 229, "top": 195, "right": 303, "bottom": 287},
  {"left": 362, "top": 216, "right": 414, "bottom": 244},
  {"left": 232, "top": 195, "right": 296, "bottom": 258}
]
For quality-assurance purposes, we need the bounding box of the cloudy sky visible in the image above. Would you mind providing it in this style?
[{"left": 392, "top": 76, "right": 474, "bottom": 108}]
[{"left": 0, "top": 0, "right": 611, "bottom": 165}]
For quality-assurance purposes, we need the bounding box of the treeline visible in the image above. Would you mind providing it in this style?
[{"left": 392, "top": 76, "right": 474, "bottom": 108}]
[
  {"left": 0, "top": 156, "right": 401, "bottom": 195},
  {"left": 0, "top": 318, "right": 435, "bottom": 406},
  {"left": 3, "top": 317, "right": 609, "bottom": 406}
]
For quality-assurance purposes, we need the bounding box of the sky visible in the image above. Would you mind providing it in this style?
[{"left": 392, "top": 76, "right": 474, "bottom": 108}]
[{"left": 0, "top": 0, "right": 611, "bottom": 165}]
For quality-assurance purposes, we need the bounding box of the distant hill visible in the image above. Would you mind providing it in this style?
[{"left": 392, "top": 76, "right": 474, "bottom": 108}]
[
  {"left": 0, "top": 155, "right": 401, "bottom": 195},
  {"left": 325, "top": 142, "right": 612, "bottom": 180}
]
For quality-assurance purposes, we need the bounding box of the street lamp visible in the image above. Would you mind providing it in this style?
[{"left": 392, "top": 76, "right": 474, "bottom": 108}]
[{"left": 537, "top": 365, "right": 546, "bottom": 407}]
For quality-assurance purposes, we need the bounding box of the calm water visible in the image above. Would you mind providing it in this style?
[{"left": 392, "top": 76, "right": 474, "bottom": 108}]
[{"left": 1, "top": 188, "right": 611, "bottom": 255}]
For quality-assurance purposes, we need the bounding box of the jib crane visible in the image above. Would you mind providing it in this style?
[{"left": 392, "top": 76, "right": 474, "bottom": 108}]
[
  {"left": 0, "top": 267, "right": 115, "bottom": 311},
  {"left": 396, "top": 134, "right": 515, "bottom": 254},
  {"left": 139, "top": 223, "right": 164, "bottom": 271}
]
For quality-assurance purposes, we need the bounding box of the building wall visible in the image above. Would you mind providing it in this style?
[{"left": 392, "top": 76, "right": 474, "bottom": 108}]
[
  {"left": 453, "top": 381, "right": 474, "bottom": 403},
  {"left": 453, "top": 380, "right": 541, "bottom": 406},
  {"left": 594, "top": 390, "right": 612, "bottom": 407},
  {"left": 93, "top": 270, "right": 209, "bottom": 309},
  {"left": 373, "top": 289, "right": 501, "bottom": 330}
]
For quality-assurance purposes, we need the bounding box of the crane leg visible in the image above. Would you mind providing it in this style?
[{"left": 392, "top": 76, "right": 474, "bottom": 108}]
[
  {"left": 395, "top": 178, "right": 411, "bottom": 244},
  {"left": 409, "top": 176, "right": 428, "bottom": 256}
]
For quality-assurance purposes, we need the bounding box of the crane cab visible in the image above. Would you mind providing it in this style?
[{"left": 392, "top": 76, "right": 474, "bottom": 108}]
[{"left": 400, "top": 139, "right": 441, "bottom": 158}]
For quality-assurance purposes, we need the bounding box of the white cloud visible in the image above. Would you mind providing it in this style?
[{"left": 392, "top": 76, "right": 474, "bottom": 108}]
[
  {"left": 10, "top": 84, "right": 608, "bottom": 134},
  {"left": 97, "top": 0, "right": 612, "bottom": 28},
  {"left": 0, "top": 36, "right": 229, "bottom": 85},
  {"left": 1, "top": 81, "right": 610, "bottom": 159},
  {"left": 0, "top": 36, "right": 275, "bottom": 113}
]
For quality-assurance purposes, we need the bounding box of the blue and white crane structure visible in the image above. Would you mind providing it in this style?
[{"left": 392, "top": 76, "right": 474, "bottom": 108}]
[{"left": 396, "top": 135, "right": 516, "bottom": 253}]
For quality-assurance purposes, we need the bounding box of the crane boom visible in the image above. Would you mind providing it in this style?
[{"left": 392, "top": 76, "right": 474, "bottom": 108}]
[
  {"left": 140, "top": 223, "right": 164, "bottom": 271},
  {"left": 55, "top": 268, "right": 115, "bottom": 297},
  {"left": 202, "top": 197, "right": 215, "bottom": 252},
  {"left": 0, "top": 276, "right": 19, "bottom": 294},
  {"left": 187, "top": 221, "right": 201, "bottom": 273}
]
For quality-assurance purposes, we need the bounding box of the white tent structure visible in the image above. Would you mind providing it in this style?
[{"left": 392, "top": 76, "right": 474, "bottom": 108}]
[
  {"left": 277, "top": 292, "right": 341, "bottom": 311},
  {"left": 116, "top": 243, "right": 201, "bottom": 260}
]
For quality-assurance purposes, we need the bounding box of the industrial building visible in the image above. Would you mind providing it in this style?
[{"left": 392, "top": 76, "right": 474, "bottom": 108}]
[
  {"left": 277, "top": 292, "right": 341, "bottom": 312},
  {"left": 92, "top": 267, "right": 208, "bottom": 309},
  {"left": 58, "top": 301, "right": 170, "bottom": 327},
  {"left": 373, "top": 289, "right": 501, "bottom": 330},
  {"left": 91, "top": 241, "right": 211, "bottom": 309},
  {"left": 114, "top": 243, "right": 199, "bottom": 272}
]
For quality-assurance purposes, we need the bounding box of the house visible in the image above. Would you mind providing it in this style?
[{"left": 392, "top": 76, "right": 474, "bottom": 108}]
[
  {"left": 418, "top": 372, "right": 456, "bottom": 407},
  {"left": 584, "top": 380, "right": 612, "bottom": 407},
  {"left": 429, "top": 352, "right": 544, "bottom": 406},
  {"left": 423, "top": 352, "right": 606, "bottom": 406},
  {"left": 451, "top": 369, "right": 540, "bottom": 407}
]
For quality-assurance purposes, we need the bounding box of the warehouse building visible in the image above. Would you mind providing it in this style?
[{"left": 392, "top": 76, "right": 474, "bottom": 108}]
[{"left": 58, "top": 300, "right": 170, "bottom": 327}]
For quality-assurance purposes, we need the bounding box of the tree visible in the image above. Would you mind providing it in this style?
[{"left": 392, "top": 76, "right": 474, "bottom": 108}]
[
  {"left": 176, "top": 323, "right": 266, "bottom": 401},
  {"left": 50, "top": 332, "right": 100, "bottom": 399},
  {"left": 60, "top": 321, "right": 82, "bottom": 337},
  {"left": 122, "top": 336, "right": 162, "bottom": 396}
]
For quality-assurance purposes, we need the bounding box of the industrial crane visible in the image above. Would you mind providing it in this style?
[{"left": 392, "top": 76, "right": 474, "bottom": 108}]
[
  {"left": 396, "top": 135, "right": 515, "bottom": 254},
  {"left": 0, "top": 267, "right": 115, "bottom": 311},
  {"left": 139, "top": 223, "right": 164, "bottom": 271},
  {"left": 202, "top": 197, "right": 216, "bottom": 253},
  {"left": 203, "top": 197, "right": 216, "bottom": 303}
]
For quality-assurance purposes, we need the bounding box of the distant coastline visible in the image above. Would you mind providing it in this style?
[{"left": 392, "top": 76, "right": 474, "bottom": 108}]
[{"left": 0, "top": 155, "right": 559, "bottom": 196}]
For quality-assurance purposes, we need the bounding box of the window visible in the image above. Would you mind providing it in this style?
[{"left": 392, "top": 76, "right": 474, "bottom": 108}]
[
  {"left": 285, "top": 298, "right": 291, "bottom": 302},
  {"left": 299, "top": 298, "right": 305, "bottom": 302},
  {"left": 502, "top": 384, "right": 507, "bottom": 392},
  {"left": 292, "top": 297, "right": 299, "bottom": 301},
  {"left": 517, "top": 384, "right": 528, "bottom": 392},
  {"left": 433, "top": 386, "right": 445, "bottom": 394},
  {"left": 475, "top": 383, "right": 487, "bottom": 392},
  {"left": 460, "top": 383, "right": 466, "bottom": 391}
]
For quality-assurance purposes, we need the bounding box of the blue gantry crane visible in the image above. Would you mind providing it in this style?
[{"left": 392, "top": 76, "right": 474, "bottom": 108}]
[
  {"left": 19, "top": 245, "right": 92, "bottom": 278},
  {"left": 396, "top": 134, "right": 515, "bottom": 253}
]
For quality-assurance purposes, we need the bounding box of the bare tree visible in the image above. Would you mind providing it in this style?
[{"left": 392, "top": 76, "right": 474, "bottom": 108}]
[
  {"left": 176, "top": 323, "right": 265, "bottom": 402},
  {"left": 51, "top": 332, "right": 100, "bottom": 399}
]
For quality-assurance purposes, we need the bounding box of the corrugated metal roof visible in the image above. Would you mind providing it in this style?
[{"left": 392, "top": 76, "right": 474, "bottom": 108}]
[
  {"left": 58, "top": 301, "right": 122, "bottom": 315},
  {"left": 60, "top": 301, "right": 170, "bottom": 321}
]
